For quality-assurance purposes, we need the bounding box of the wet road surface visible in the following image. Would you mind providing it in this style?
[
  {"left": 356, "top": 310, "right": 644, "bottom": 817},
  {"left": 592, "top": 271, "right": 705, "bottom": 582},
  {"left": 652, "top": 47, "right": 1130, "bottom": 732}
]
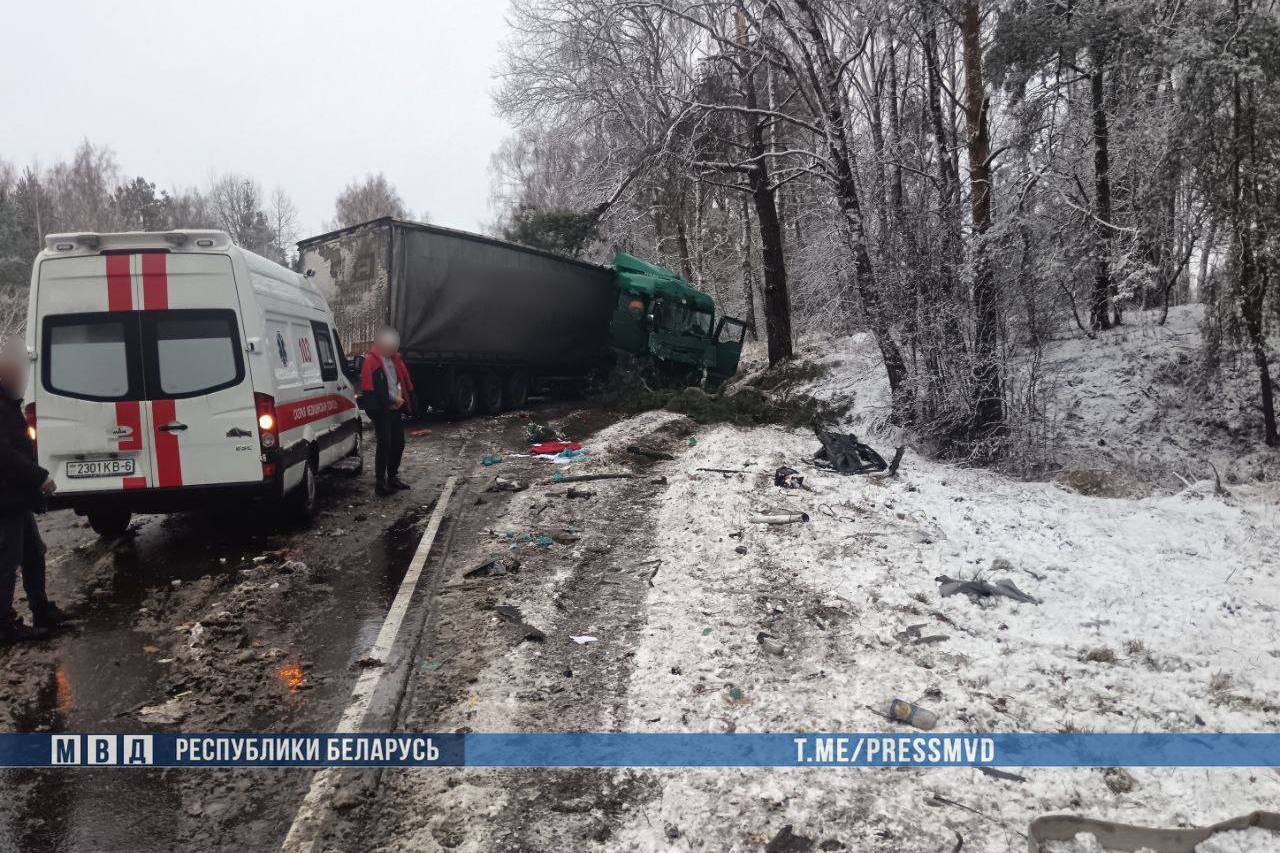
[{"left": 0, "top": 407, "right": 550, "bottom": 853}]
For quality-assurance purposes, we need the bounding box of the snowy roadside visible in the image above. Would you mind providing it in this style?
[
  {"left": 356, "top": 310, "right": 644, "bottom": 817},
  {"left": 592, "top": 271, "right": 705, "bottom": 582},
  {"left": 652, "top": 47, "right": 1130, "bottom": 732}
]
[{"left": 609, "top": 423, "right": 1280, "bottom": 852}]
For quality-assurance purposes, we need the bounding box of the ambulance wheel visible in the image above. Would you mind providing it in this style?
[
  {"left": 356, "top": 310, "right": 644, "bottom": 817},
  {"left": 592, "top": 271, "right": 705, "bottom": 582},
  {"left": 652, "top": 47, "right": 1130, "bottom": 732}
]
[
  {"left": 343, "top": 427, "right": 364, "bottom": 477},
  {"left": 285, "top": 456, "right": 318, "bottom": 521},
  {"left": 449, "top": 373, "right": 478, "bottom": 419},
  {"left": 88, "top": 507, "right": 132, "bottom": 538},
  {"left": 479, "top": 372, "right": 504, "bottom": 415},
  {"left": 503, "top": 370, "right": 530, "bottom": 410}
]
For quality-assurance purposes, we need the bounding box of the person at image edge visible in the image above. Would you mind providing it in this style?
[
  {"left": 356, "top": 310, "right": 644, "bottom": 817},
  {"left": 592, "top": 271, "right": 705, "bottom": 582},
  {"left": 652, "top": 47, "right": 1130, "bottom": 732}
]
[{"left": 0, "top": 342, "right": 68, "bottom": 643}]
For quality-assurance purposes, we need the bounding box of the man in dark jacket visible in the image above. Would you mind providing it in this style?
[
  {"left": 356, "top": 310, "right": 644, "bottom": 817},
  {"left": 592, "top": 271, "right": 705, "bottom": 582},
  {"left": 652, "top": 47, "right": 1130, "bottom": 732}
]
[
  {"left": 0, "top": 344, "right": 67, "bottom": 643},
  {"left": 359, "top": 326, "right": 414, "bottom": 497}
]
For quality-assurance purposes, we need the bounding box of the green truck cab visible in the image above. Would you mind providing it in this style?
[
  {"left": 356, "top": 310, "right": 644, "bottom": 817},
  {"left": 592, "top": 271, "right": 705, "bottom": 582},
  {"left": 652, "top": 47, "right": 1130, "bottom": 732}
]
[{"left": 609, "top": 252, "right": 747, "bottom": 388}]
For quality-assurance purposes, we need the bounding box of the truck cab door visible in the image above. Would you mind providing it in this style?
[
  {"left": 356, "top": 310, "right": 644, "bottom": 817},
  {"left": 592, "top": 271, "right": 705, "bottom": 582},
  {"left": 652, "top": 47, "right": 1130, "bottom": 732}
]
[
  {"left": 706, "top": 317, "right": 748, "bottom": 389},
  {"left": 609, "top": 292, "right": 648, "bottom": 357}
]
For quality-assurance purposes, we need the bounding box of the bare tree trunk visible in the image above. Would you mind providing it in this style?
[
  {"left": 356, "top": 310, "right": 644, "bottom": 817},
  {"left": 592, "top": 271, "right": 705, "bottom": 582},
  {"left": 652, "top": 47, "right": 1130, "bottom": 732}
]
[
  {"left": 960, "top": 0, "right": 1004, "bottom": 436},
  {"left": 738, "top": 195, "right": 759, "bottom": 341},
  {"left": 791, "top": 0, "right": 908, "bottom": 408},
  {"left": 739, "top": 7, "right": 792, "bottom": 364},
  {"left": 1089, "top": 52, "right": 1116, "bottom": 331}
]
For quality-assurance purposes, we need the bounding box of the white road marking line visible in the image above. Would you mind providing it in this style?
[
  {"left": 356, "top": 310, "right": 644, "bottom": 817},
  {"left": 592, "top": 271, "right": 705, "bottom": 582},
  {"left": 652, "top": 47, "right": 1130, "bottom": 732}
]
[{"left": 281, "top": 475, "right": 457, "bottom": 853}]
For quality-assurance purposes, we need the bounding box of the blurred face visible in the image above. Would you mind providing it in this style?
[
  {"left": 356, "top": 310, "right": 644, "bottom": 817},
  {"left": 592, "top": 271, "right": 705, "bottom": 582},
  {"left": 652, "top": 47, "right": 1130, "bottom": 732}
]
[
  {"left": 0, "top": 346, "right": 27, "bottom": 397},
  {"left": 375, "top": 329, "right": 400, "bottom": 357}
]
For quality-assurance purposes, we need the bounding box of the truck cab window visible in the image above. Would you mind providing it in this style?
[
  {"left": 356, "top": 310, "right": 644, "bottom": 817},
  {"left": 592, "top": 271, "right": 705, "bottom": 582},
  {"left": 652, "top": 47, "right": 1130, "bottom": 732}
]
[{"left": 653, "top": 300, "right": 712, "bottom": 336}]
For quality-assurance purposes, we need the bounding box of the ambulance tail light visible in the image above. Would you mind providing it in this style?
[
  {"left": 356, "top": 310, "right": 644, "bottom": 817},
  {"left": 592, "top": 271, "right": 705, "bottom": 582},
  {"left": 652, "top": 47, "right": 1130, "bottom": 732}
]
[
  {"left": 23, "top": 403, "right": 36, "bottom": 446},
  {"left": 255, "top": 393, "right": 278, "bottom": 449}
]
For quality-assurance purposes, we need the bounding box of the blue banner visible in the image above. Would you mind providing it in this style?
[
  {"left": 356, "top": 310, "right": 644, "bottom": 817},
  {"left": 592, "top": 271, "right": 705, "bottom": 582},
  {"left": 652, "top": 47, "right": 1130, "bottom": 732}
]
[{"left": 3, "top": 733, "right": 1278, "bottom": 768}]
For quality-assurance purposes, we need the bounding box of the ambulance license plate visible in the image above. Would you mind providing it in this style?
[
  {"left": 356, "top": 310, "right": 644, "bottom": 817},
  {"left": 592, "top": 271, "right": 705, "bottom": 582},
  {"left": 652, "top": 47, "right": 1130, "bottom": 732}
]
[{"left": 66, "top": 458, "right": 136, "bottom": 478}]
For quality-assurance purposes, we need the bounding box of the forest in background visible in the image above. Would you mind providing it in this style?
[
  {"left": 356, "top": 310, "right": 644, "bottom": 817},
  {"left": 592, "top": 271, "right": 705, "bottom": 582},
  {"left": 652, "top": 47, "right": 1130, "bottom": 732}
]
[
  {"left": 487, "top": 0, "right": 1280, "bottom": 455},
  {"left": 0, "top": 150, "right": 411, "bottom": 337},
  {"left": 1, "top": 0, "right": 1277, "bottom": 464}
]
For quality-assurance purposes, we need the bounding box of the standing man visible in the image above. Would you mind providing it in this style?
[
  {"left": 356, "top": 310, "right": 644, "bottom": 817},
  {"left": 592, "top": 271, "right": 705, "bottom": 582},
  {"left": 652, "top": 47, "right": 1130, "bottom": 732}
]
[
  {"left": 0, "top": 343, "right": 66, "bottom": 643},
  {"left": 359, "top": 326, "right": 414, "bottom": 497}
]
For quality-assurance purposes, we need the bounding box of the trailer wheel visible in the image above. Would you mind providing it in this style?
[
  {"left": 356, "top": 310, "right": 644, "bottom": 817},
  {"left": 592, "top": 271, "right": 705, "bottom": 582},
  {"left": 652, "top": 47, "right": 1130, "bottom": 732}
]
[
  {"left": 503, "top": 370, "right": 530, "bottom": 410},
  {"left": 479, "top": 372, "right": 504, "bottom": 415},
  {"left": 450, "top": 373, "right": 479, "bottom": 419}
]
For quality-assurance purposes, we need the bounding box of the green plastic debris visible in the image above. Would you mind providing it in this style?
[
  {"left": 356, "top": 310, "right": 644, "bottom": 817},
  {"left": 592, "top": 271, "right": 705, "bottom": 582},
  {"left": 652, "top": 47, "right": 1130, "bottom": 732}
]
[
  {"left": 482, "top": 454, "right": 504, "bottom": 466},
  {"left": 727, "top": 686, "right": 743, "bottom": 702},
  {"left": 688, "top": 436, "right": 697, "bottom": 446},
  {"left": 535, "top": 534, "right": 554, "bottom": 548},
  {"left": 701, "top": 627, "right": 712, "bottom": 636},
  {"left": 420, "top": 658, "right": 444, "bottom": 672}
]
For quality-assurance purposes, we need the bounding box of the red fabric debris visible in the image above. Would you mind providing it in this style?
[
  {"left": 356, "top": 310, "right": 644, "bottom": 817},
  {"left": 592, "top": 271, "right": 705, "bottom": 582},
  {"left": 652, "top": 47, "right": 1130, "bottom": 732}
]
[{"left": 530, "top": 441, "right": 583, "bottom": 454}]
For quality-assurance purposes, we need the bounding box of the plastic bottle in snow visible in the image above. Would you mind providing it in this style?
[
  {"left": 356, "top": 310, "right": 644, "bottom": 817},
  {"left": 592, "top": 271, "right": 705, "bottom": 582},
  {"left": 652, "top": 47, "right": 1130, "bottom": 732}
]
[{"left": 886, "top": 698, "right": 938, "bottom": 730}]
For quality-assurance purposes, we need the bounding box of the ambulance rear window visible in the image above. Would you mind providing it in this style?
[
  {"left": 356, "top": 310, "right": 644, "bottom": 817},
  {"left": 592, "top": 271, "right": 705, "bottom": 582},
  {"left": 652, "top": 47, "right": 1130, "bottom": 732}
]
[
  {"left": 43, "top": 315, "right": 135, "bottom": 401},
  {"left": 147, "top": 310, "right": 244, "bottom": 398}
]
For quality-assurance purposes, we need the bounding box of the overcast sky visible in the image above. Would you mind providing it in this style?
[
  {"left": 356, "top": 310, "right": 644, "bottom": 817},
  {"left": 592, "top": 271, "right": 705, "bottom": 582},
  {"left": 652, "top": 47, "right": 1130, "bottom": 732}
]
[{"left": 0, "top": 0, "right": 512, "bottom": 236}]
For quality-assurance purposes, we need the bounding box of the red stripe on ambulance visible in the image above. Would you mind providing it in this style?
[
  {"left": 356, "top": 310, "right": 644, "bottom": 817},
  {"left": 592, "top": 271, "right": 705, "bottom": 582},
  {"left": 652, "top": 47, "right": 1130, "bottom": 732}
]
[
  {"left": 141, "top": 253, "right": 168, "bottom": 309},
  {"left": 106, "top": 254, "right": 131, "bottom": 311},
  {"left": 275, "top": 394, "right": 357, "bottom": 432},
  {"left": 151, "top": 398, "right": 183, "bottom": 487},
  {"left": 114, "top": 401, "right": 143, "bottom": 451}
]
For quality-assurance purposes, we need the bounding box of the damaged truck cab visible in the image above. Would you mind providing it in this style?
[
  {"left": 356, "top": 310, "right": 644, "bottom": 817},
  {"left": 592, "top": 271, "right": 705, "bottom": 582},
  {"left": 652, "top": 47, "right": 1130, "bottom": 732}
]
[{"left": 609, "top": 252, "right": 746, "bottom": 389}]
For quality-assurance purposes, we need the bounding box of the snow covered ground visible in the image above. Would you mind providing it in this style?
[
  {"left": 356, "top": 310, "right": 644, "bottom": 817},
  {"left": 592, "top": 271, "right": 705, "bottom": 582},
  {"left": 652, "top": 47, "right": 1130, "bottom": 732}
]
[
  {"left": 608, "top": 421, "right": 1278, "bottom": 851},
  {"left": 603, "top": 312, "right": 1280, "bottom": 850}
]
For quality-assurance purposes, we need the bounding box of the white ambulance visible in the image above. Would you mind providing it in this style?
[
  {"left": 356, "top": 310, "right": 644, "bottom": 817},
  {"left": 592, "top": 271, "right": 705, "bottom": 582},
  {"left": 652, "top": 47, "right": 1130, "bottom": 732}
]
[{"left": 23, "top": 230, "right": 363, "bottom": 536}]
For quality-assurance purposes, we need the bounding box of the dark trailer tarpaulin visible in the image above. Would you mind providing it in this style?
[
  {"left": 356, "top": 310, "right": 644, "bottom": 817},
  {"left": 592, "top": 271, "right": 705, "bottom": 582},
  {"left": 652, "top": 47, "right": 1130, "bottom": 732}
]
[
  {"left": 298, "top": 218, "right": 616, "bottom": 374},
  {"left": 391, "top": 223, "right": 614, "bottom": 370}
]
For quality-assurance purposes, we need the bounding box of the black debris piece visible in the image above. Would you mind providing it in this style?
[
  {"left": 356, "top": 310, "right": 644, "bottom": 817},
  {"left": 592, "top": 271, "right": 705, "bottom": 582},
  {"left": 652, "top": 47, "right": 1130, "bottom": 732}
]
[
  {"left": 936, "top": 575, "right": 1042, "bottom": 605},
  {"left": 774, "top": 466, "right": 804, "bottom": 489},
  {"left": 812, "top": 425, "right": 889, "bottom": 475},
  {"left": 464, "top": 557, "right": 521, "bottom": 579}
]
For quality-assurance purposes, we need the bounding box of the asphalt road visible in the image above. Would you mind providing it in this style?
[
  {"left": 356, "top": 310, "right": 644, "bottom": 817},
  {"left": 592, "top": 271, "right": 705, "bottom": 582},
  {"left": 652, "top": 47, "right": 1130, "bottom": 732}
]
[{"left": 0, "top": 407, "right": 552, "bottom": 853}]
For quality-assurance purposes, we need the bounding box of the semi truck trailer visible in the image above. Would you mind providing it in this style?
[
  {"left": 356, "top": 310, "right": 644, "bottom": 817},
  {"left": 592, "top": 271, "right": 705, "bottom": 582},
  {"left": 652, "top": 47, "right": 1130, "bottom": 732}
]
[{"left": 296, "top": 218, "right": 744, "bottom": 417}]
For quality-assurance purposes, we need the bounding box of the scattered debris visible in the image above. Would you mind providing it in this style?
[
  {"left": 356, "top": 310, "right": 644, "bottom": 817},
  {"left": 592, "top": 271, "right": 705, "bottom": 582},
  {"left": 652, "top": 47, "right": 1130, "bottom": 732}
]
[
  {"left": 774, "top": 466, "right": 805, "bottom": 489},
  {"left": 481, "top": 454, "right": 504, "bottom": 466},
  {"left": 1103, "top": 766, "right": 1138, "bottom": 794},
  {"left": 697, "top": 467, "right": 748, "bottom": 475},
  {"left": 1027, "top": 810, "right": 1280, "bottom": 853},
  {"left": 486, "top": 476, "right": 527, "bottom": 493},
  {"left": 751, "top": 511, "right": 810, "bottom": 524},
  {"left": 464, "top": 557, "right": 521, "bottom": 579},
  {"left": 550, "top": 472, "right": 634, "bottom": 484},
  {"left": 566, "top": 486, "right": 595, "bottom": 499},
  {"left": 766, "top": 824, "right": 815, "bottom": 853},
  {"left": 756, "top": 632, "right": 785, "bottom": 656},
  {"left": 882, "top": 697, "right": 938, "bottom": 730},
  {"left": 138, "top": 697, "right": 187, "bottom": 726},
  {"left": 627, "top": 444, "right": 675, "bottom": 461},
  {"left": 936, "top": 575, "right": 1042, "bottom": 605},
  {"left": 526, "top": 422, "right": 558, "bottom": 443},
  {"left": 813, "top": 425, "right": 889, "bottom": 474},
  {"left": 734, "top": 545, "right": 748, "bottom": 555},
  {"left": 977, "top": 766, "right": 1028, "bottom": 783},
  {"left": 570, "top": 635, "right": 598, "bottom": 645},
  {"left": 531, "top": 441, "right": 583, "bottom": 455},
  {"left": 410, "top": 428, "right": 431, "bottom": 437},
  {"left": 356, "top": 656, "right": 384, "bottom": 668},
  {"left": 894, "top": 624, "right": 949, "bottom": 645}
]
